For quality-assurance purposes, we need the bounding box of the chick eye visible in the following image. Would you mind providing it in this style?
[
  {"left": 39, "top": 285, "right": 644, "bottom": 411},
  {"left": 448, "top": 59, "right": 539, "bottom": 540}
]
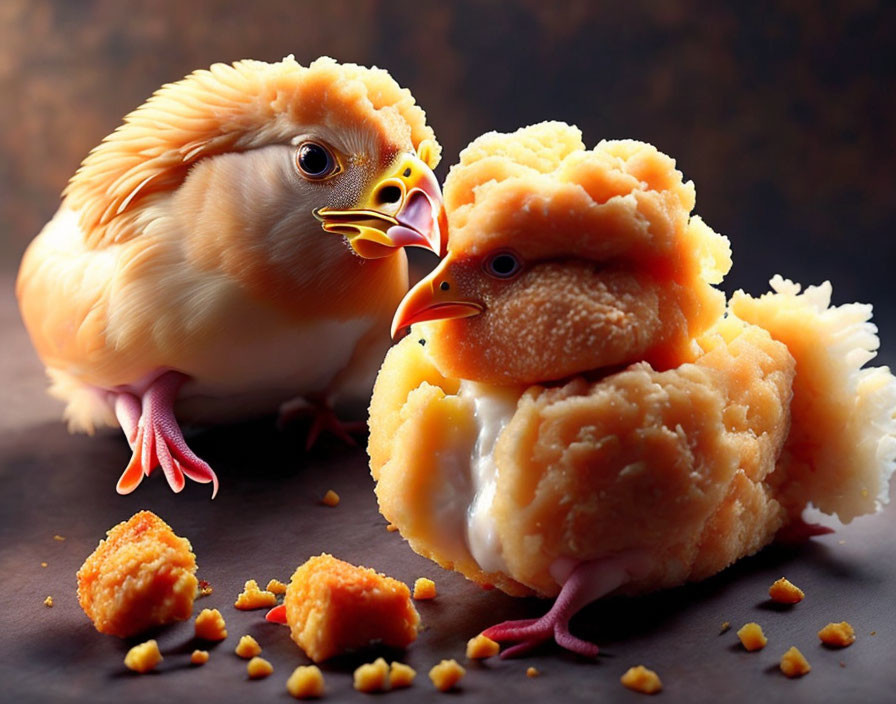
[
  {"left": 296, "top": 141, "right": 339, "bottom": 180},
  {"left": 484, "top": 251, "right": 521, "bottom": 279}
]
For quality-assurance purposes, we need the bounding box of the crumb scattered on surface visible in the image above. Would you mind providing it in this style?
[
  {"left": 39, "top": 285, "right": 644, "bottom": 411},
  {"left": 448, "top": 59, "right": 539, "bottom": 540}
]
[
  {"left": 195, "top": 608, "right": 227, "bottom": 641},
  {"left": 818, "top": 621, "right": 856, "bottom": 648},
  {"left": 413, "top": 577, "right": 437, "bottom": 600},
  {"left": 526, "top": 667, "right": 540, "bottom": 678},
  {"left": 53, "top": 535, "right": 65, "bottom": 541},
  {"left": 719, "top": 621, "right": 730, "bottom": 634},
  {"left": 235, "top": 579, "right": 278, "bottom": 610},
  {"left": 737, "top": 622, "right": 767, "bottom": 651},
  {"left": 386, "top": 524, "right": 399, "bottom": 532},
  {"left": 389, "top": 661, "right": 416, "bottom": 689},
  {"left": 769, "top": 577, "right": 804, "bottom": 604},
  {"left": 247, "top": 656, "right": 273, "bottom": 679},
  {"left": 353, "top": 657, "right": 389, "bottom": 692},
  {"left": 321, "top": 490, "right": 340, "bottom": 507},
  {"left": 124, "top": 640, "right": 162, "bottom": 673},
  {"left": 429, "top": 659, "right": 465, "bottom": 692},
  {"left": 190, "top": 650, "right": 209, "bottom": 665},
  {"left": 838, "top": 540, "right": 846, "bottom": 545},
  {"left": 236, "top": 634, "right": 262, "bottom": 659},
  {"left": 266, "top": 579, "right": 287, "bottom": 595},
  {"left": 621, "top": 666, "right": 662, "bottom": 694},
  {"left": 40, "top": 562, "right": 48, "bottom": 568},
  {"left": 287, "top": 665, "right": 325, "bottom": 699},
  {"left": 779, "top": 647, "right": 810, "bottom": 678},
  {"left": 43, "top": 596, "right": 53, "bottom": 607},
  {"left": 870, "top": 631, "right": 876, "bottom": 636},
  {"left": 198, "top": 579, "right": 213, "bottom": 597},
  {"left": 466, "top": 633, "right": 500, "bottom": 659}
]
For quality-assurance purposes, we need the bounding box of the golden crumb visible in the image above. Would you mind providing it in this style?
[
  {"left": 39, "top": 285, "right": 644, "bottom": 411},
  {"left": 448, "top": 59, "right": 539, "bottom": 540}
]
[
  {"left": 235, "top": 634, "right": 262, "bottom": 659},
  {"left": 818, "top": 622, "right": 856, "bottom": 647},
  {"left": 43, "top": 596, "right": 53, "bottom": 607},
  {"left": 737, "top": 622, "right": 767, "bottom": 651},
  {"left": 190, "top": 650, "right": 209, "bottom": 665},
  {"left": 247, "top": 656, "right": 274, "bottom": 679},
  {"left": 195, "top": 608, "right": 228, "bottom": 641},
  {"left": 322, "top": 490, "right": 340, "bottom": 507},
  {"left": 413, "top": 577, "right": 437, "bottom": 600},
  {"left": 389, "top": 661, "right": 416, "bottom": 689},
  {"left": 53, "top": 535, "right": 65, "bottom": 541},
  {"left": 466, "top": 633, "right": 500, "bottom": 659},
  {"left": 287, "top": 665, "right": 325, "bottom": 699},
  {"left": 620, "top": 666, "right": 662, "bottom": 694},
  {"left": 40, "top": 562, "right": 48, "bottom": 568},
  {"left": 198, "top": 579, "right": 213, "bottom": 597},
  {"left": 353, "top": 657, "right": 390, "bottom": 692},
  {"left": 870, "top": 631, "right": 876, "bottom": 636},
  {"left": 779, "top": 647, "right": 811, "bottom": 678},
  {"left": 124, "top": 640, "right": 162, "bottom": 673},
  {"left": 526, "top": 667, "right": 540, "bottom": 678},
  {"left": 266, "top": 579, "right": 287, "bottom": 595},
  {"left": 429, "top": 659, "right": 465, "bottom": 692},
  {"left": 719, "top": 621, "right": 731, "bottom": 634},
  {"left": 386, "top": 523, "right": 399, "bottom": 532},
  {"left": 769, "top": 577, "right": 804, "bottom": 604},
  {"left": 235, "top": 579, "right": 278, "bottom": 610}
]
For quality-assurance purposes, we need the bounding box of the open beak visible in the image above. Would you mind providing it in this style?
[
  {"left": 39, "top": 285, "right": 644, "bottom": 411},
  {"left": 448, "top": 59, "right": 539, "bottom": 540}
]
[
  {"left": 315, "top": 141, "right": 447, "bottom": 259},
  {"left": 390, "top": 256, "right": 483, "bottom": 338}
]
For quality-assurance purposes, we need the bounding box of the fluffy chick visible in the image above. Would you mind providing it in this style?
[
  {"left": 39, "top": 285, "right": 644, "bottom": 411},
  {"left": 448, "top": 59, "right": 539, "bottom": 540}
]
[
  {"left": 17, "top": 56, "right": 444, "bottom": 496},
  {"left": 370, "top": 122, "right": 896, "bottom": 657}
]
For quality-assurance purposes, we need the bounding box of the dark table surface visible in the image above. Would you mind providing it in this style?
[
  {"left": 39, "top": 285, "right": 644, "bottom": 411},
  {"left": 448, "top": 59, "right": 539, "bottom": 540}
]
[{"left": 2, "top": 271, "right": 896, "bottom": 703}]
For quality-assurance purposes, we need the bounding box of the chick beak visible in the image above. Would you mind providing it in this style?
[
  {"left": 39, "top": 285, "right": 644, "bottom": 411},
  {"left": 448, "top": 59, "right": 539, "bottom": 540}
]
[
  {"left": 390, "top": 257, "right": 483, "bottom": 339},
  {"left": 316, "top": 146, "right": 446, "bottom": 259}
]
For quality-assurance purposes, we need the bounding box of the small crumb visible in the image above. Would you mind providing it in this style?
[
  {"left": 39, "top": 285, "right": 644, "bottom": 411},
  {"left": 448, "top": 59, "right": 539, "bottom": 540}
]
[
  {"left": 389, "top": 661, "right": 416, "bottom": 689},
  {"left": 43, "top": 596, "right": 53, "bottom": 608},
  {"left": 779, "top": 647, "right": 811, "bottom": 678},
  {"left": 235, "top": 579, "right": 278, "bottom": 610},
  {"left": 769, "top": 577, "right": 804, "bottom": 604},
  {"left": 247, "top": 656, "right": 274, "bottom": 679},
  {"left": 466, "top": 633, "right": 500, "bottom": 659},
  {"left": 40, "top": 562, "right": 48, "bottom": 568},
  {"left": 838, "top": 539, "right": 846, "bottom": 545},
  {"left": 737, "top": 622, "right": 767, "bottom": 651},
  {"left": 266, "top": 578, "right": 287, "bottom": 595},
  {"left": 190, "top": 650, "right": 209, "bottom": 665},
  {"left": 353, "top": 657, "right": 390, "bottom": 692},
  {"left": 413, "top": 577, "right": 437, "bottom": 600},
  {"left": 235, "top": 634, "right": 262, "bottom": 659},
  {"left": 839, "top": 661, "right": 846, "bottom": 668},
  {"left": 124, "top": 640, "right": 162, "bottom": 673},
  {"left": 386, "top": 523, "right": 399, "bottom": 532},
  {"left": 287, "top": 665, "right": 325, "bottom": 699},
  {"left": 620, "top": 665, "right": 662, "bottom": 694},
  {"left": 198, "top": 579, "right": 213, "bottom": 597},
  {"left": 195, "top": 608, "right": 228, "bottom": 641},
  {"left": 526, "top": 667, "right": 540, "bottom": 678},
  {"left": 53, "top": 535, "right": 65, "bottom": 542},
  {"left": 429, "top": 659, "right": 465, "bottom": 692},
  {"left": 719, "top": 621, "right": 730, "bottom": 634},
  {"left": 818, "top": 621, "right": 856, "bottom": 648},
  {"left": 321, "top": 489, "right": 340, "bottom": 507},
  {"left": 870, "top": 631, "right": 876, "bottom": 636}
]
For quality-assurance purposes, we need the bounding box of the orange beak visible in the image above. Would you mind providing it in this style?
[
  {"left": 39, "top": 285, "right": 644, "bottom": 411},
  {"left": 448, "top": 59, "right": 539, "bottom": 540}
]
[{"left": 390, "top": 256, "right": 483, "bottom": 338}]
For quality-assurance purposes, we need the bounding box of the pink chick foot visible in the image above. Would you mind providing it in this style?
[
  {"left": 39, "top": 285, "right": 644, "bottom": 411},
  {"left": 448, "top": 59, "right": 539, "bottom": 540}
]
[
  {"left": 277, "top": 396, "right": 367, "bottom": 450},
  {"left": 483, "top": 551, "right": 652, "bottom": 659},
  {"left": 114, "top": 370, "right": 218, "bottom": 497}
]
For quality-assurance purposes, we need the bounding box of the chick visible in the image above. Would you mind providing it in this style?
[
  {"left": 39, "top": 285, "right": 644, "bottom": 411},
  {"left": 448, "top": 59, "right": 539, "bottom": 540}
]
[
  {"left": 370, "top": 122, "right": 896, "bottom": 657},
  {"left": 17, "top": 56, "right": 445, "bottom": 496}
]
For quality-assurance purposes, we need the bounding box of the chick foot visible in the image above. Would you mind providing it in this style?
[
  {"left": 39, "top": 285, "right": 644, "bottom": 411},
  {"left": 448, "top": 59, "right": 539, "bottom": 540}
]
[
  {"left": 483, "top": 551, "right": 652, "bottom": 658},
  {"left": 277, "top": 395, "right": 367, "bottom": 450},
  {"left": 114, "top": 370, "right": 219, "bottom": 497}
]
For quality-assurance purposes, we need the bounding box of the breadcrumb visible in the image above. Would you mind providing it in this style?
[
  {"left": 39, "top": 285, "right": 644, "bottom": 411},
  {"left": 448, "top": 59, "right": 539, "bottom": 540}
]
[
  {"left": 413, "top": 577, "right": 437, "bottom": 600},
  {"left": 769, "top": 577, "right": 804, "bottom": 604},
  {"left": 737, "top": 622, "right": 767, "bottom": 651},
  {"left": 526, "top": 667, "right": 540, "bottom": 678},
  {"left": 190, "top": 650, "right": 209, "bottom": 665},
  {"left": 124, "top": 640, "right": 162, "bottom": 673},
  {"left": 287, "top": 665, "right": 325, "bottom": 699},
  {"left": 198, "top": 579, "right": 213, "bottom": 597},
  {"left": 719, "top": 621, "right": 731, "bottom": 634},
  {"left": 779, "top": 647, "right": 811, "bottom": 678},
  {"left": 621, "top": 666, "right": 662, "bottom": 694},
  {"left": 466, "top": 633, "right": 500, "bottom": 659},
  {"left": 266, "top": 578, "right": 287, "bottom": 595},
  {"left": 818, "top": 622, "right": 856, "bottom": 647},
  {"left": 429, "top": 659, "right": 465, "bottom": 692},
  {"left": 247, "top": 656, "right": 274, "bottom": 679},
  {"left": 40, "top": 562, "right": 48, "bottom": 568},
  {"left": 53, "top": 535, "right": 65, "bottom": 541},
  {"left": 195, "top": 608, "right": 228, "bottom": 641},
  {"left": 389, "top": 661, "right": 416, "bottom": 689},
  {"left": 322, "top": 490, "right": 340, "bottom": 507},
  {"left": 235, "top": 579, "right": 278, "bottom": 610},
  {"left": 43, "top": 596, "right": 53, "bottom": 607},
  {"left": 235, "top": 634, "right": 262, "bottom": 659},
  {"left": 353, "top": 657, "right": 389, "bottom": 692}
]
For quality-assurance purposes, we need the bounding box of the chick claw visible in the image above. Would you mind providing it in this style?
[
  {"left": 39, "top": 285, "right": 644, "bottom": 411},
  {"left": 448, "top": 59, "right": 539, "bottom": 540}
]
[
  {"left": 277, "top": 396, "right": 366, "bottom": 451},
  {"left": 114, "top": 370, "right": 218, "bottom": 497}
]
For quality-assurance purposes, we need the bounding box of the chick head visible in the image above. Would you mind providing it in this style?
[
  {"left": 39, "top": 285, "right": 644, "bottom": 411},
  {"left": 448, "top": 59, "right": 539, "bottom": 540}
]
[{"left": 392, "top": 122, "right": 732, "bottom": 385}]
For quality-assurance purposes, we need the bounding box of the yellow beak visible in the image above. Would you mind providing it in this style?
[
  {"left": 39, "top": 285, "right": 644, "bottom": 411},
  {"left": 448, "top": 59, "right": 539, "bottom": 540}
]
[{"left": 316, "top": 143, "right": 446, "bottom": 259}]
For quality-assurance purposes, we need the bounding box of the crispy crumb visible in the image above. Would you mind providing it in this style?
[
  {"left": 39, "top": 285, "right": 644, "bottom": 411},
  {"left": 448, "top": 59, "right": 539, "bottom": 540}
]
[
  {"left": 779, "top": 647, "right": 810, "bottom": 678},
  {"left": 247, "top": 656, "right": 274, "bottom": 679},
  {"left": 621, "top": 666, "right": 662, "bottom": 694},
  {"left": 198, "top": 579, "right": 213, "bottom": 597},
  {"left": 190, "top": 649, "right": 209, "bottom": 665},
  {"left": 429, "top": 659, "right": 465, "bottom": 692},
  {"left": 466, "top": 633, "right": 500, "bottom": 659},
  {"left": 769, "top": 577, "right": 804, "bottom": 604},
  {"left": 43, "top": 596, "right": 53, "bottom": 607},
  {"left": 266, "top": 579, "right": 287, "bottom": 595},
  {"left": 195, "top": 608, "right": 228, "bottom": 641},
  {"left": 526, "top": 666, "right": 540, "bottom": 678},
  {"left": 322, "top": 490, "right": 340, "bottom": 507},
  {"left": 287, "top": 665, "right": 325, "bottom": 699},
  {"left": 353, "top": 657, "right": 390, "bottom": 692},
  {"left": 235, "top": 634, "right": 262, "bottom": 658},
  {"left": 737, "top": 622, "right": 767, "bottom": 651},
  {"left": 719, "top": 621, "right": 730, "bottom": 634},
  {"left": 40, "top": 562, "right": 48, "bottom": 568},
  {"left": 124, "top": 640, "right": 162, "bottom": 673},
  {"left": 389, "top": 661, "right": 416, "bottom": 689},
  {"left": 235, "top": 579, "right": 278, "bottom": 610},
  {"left": 870, "top": 631, "right": 876, "bottom": 636},
  {"left": 53, "top": 535, "right": 65, "bottom": 541},
  {"left": 386, "top": 524, "right": 399, "bottom": 532},
  {"left": 413, "top": 577, "right": 437, "bottom": 600},
  {"left": 818, "top": 622, "right": 856, "bottom": 647}
]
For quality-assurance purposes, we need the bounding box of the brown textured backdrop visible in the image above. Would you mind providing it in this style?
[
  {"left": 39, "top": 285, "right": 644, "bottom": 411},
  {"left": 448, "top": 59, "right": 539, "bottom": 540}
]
[{"left": 2, "top": 0, "right": 895, "bottom": 344}]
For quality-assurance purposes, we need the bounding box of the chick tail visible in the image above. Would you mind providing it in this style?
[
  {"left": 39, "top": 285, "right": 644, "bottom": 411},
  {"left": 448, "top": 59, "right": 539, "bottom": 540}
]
[
  {"left": 46, "top": 367, "right": 118, "bottom": 435},
  {"left": 729, "top": 276, "right": 896, "bottom": 523}
]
